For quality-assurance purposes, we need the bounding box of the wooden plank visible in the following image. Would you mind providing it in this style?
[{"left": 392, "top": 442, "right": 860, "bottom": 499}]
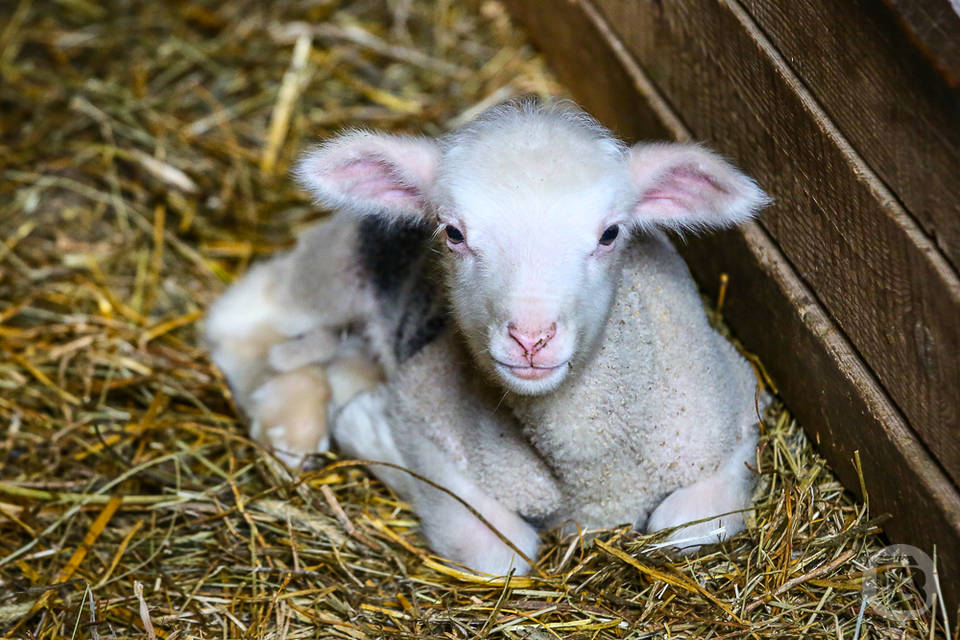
[
  {"left": 589, "top": 0, "right": 960, "bottom": 491},
  {"left": 689, "top": 222, "right": 960, "bottom": 622},
  {"left": 880, "top": 0, "right": 960, "bottom": 89},
  {"left": 738, "top": 0, "right": 960, "bottom": 272},
  {"left": 502, "top": 0, "right": 960, "bottom": 612}
]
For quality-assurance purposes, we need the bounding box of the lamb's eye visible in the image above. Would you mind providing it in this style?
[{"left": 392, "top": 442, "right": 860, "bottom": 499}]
[
  {"left": 445, "top": 225, "right": 465, "bottom": 245},
  {"left": 599, "top": 225, "right": 619, "bottom": 246}
]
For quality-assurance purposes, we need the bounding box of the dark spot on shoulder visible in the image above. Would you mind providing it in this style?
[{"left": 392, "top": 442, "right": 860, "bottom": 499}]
[
  {"left": 356, "top": 215, "right": 435, "bottom": 299},
  {"left": 394, "top": 300, "right": 446, "bottom": 362},
  {"left": 356, "top": 215, "right": 448, "bottom": 362}
]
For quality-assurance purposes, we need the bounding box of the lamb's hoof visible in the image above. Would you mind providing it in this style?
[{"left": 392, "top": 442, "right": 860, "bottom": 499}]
[
  {"left": 455, "top": 523, "right": 540, "bottom": 577},
  {"left": 249, "top": 367, "right": 332, "bottom": 466},
  {"left": 645, "top": 483, "right": 745, "bottom": 553}
]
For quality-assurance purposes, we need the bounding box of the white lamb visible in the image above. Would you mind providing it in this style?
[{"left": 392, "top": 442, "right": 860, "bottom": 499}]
[{"left": 205, "top": 100, "right": 770, "bottom": 576}]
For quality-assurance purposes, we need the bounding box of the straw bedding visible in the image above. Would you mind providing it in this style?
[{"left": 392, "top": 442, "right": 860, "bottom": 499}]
[{"left": 0, "top": 0, "right": 948, "bottom": 637}]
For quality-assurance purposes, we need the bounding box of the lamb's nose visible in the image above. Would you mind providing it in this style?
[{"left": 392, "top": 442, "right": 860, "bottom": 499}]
[{"left": 507, "top": 322, "right": 557, "bottom": 355}]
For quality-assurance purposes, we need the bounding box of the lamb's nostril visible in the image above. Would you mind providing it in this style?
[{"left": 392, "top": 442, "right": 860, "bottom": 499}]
[{"left": 507, "top": 322, "right": 557, "bottom": 356}]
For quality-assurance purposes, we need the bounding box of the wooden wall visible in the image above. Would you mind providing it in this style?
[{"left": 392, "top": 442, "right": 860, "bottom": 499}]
[{"left": 503, "top": 0, "right": 960, "bottom": 611}]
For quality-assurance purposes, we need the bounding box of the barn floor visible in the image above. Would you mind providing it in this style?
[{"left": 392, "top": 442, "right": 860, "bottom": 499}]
[{"left": 0, "top": 0, "right": 947, "bottom": 637}]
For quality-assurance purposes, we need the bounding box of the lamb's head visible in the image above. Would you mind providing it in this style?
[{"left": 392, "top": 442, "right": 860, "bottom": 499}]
[{"left": 296, "top": 101, "right": 769, "bottom": 395}]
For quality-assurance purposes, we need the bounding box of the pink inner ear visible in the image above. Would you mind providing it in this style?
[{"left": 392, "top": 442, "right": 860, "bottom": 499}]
[
  {"left": 640, "top": 165, "right": 729, "bottom": 217},
  {"left": 332, "top": 158, "right": 423, "bottom": 207}
]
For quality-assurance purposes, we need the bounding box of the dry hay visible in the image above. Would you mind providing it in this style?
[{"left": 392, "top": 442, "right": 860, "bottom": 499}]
[{"left": 0, "top": 0, "right": 951, "bottom": 637}]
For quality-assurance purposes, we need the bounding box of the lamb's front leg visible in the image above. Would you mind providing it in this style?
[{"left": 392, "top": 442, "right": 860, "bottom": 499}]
[
  {"left": 334, "top": 390, "right": 540, "bottom": 575},
  {"left": 645, "top": 436, "right": 758, "bottom": 551}
]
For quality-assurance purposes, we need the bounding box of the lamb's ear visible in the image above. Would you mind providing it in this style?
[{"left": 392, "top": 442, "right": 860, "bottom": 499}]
[
  {"left": 627, "top": 143, "right": 770, "bottom": 232},
  {"left": 294, "top": 131, "right": 441, "bottom": 220}
]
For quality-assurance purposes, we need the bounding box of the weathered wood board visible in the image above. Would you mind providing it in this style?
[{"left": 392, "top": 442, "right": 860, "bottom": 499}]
[
  {"left": 880, "top": 0, "right": 960, "bottom": 89},
  {"left": 738, "top": 0, "right": 960, "bottom": 272},
  {"left": 503, "top": 0, "right": 960, "bottom": 612}
]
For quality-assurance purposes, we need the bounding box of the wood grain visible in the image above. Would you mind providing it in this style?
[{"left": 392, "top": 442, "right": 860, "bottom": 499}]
[
  {"left": 880, "top": 0, "right": 960, "bottom": 89},
  {"left": 738, "top": 0, "right": 960, "bottom": 272},
  {"left": 590, "top": 0, "right": 960, "bottom": 490},
  {"left": 502, "top": 0, "right": 960, "bottom": 612}
]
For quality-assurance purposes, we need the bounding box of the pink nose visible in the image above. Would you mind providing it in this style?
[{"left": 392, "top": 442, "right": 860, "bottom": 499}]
[{"left": 507, "top": 322, "right": 557, "bottom": 356}]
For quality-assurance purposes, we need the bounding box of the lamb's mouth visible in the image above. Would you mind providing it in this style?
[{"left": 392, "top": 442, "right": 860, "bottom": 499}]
[{"left": 492, "top": 359, "right": 570, "bottom": 382}]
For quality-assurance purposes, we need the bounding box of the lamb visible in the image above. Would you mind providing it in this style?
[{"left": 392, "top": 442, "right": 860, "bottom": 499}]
[{"left": 204, "top": 100, "right": 770, "bottom": 576}]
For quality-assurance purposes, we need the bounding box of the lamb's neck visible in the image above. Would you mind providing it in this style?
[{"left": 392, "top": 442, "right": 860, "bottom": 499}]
[{"left": 507, "top": 349, "right": 636, "bottom": 470}]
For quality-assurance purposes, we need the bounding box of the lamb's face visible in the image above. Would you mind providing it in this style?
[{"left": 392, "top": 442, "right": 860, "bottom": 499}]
[{"left": 434, "top": 125, "right": 631, "bottom": 395}]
